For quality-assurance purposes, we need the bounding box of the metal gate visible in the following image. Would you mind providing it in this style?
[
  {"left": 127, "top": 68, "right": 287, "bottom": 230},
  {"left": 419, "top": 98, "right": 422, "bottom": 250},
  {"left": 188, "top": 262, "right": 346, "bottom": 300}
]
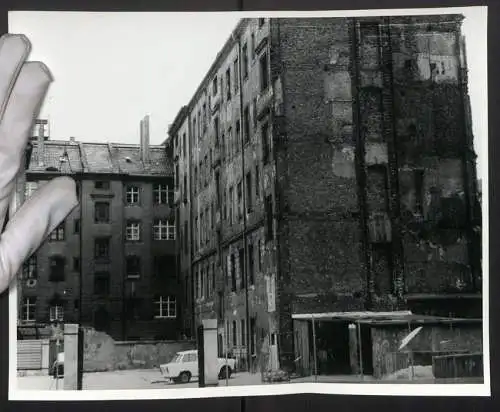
[{"left": 17, "top": 339, "right": 43, "bottom": 370}]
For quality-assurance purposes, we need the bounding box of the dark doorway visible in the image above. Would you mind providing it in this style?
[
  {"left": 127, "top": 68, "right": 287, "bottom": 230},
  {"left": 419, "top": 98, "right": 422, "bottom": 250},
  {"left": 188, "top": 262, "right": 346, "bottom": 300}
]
[
  {"left": 313, "top": 321, "right": 351, "bottom": 375},
  {"left": 360, "top": 324, "right": 374, "bottom": 375}
]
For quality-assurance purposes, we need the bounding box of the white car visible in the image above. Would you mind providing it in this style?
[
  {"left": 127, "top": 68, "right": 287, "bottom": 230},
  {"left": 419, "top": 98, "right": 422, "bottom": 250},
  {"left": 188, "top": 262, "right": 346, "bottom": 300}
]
[{"left": 160, "top": 349, "right": 236, "bottom": 384}]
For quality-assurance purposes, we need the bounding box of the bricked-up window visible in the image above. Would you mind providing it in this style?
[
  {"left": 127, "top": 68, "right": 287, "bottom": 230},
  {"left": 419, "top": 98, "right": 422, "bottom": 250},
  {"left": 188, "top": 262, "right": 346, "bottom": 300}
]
[
  {"left": 153, "top": 183, "right": 172, "bottom": 205},
  {"left": 243, "top": 105, "right": 250, "bottom": 143},
  {"left": 94, "top": 237, "right": 110, "bottom": 260},
  {"left": 225, "top": 67, "right": 231, "bottom": 101},
  {"left": 214, "top": 116, "right": 220, "bottom": 147},
  {"left": 126, "top": 221, "right": 141, "bottom": 241},
  {"left": 126, "top": 298, "right": 143, "bottom": 320},
  {"left": 360, "top": 87, "right": 383, "bottom": 143},
  {"left": 155, "top": 296, "right": 176, "bottom": 319},
  {"left": 49, "top": 256, "right": 65, "bottom": 282},
  {"left": 371, "top": 243, "right": 394, "bottom": 295},
  {"left": 241, "top": 319, "right": 246, "bottom": 347},
  {"left": 94, "top": 181, "right": 110, "bottom": 190},
  {"left": 259, "top": 51, "right": 269, "bottom": 92},
  {"left": 228, "top": 187, "right": 234, "bottom": 225},
  {"left": 153, "top": 218, "right": 175, "bottom": 240},
  {"left": 22, "top": 297, "right": 36, "bottom": 322},
  {"left": 246, "top": 172, "right": 252, "bottom": 213},
  {"left": 126, "top": 256, "right": 141, "bottom": 279},
  {"left": 414, "top": 169, "right": 425, "bottom": 215},
  {"left": 239, "top": 248, "right": 245, "bottom": 289},
  {"left": 366, "top": 165, "right": 389, "bottom": 213},
  {"left": 212, "top": 76, "right": 218, "bottom": 95},
  {"left": 242, "top": 43, "right": 249, "bottom": 79},
  {"left": 153, "top": 255, "right": 175, "bottom": 278},
  {"left": 265, "top": 195, "right": 273, "bottom": 241},
  {"left": 233, "top": 58, "right": 239, "bottom": 93},
  {"left": 24, "top": 181, "right": 38, "bottom": 199},
  {"left": 94, "top": 271, "right": 110, "bottom": 296},
  {"left": 73, "top": 257, "right": 80, "bottom": 272},
  {"left": 261, "top": 122, "right": 270, "bottom": 164},
  {"left": 74, "top": 218, "right": 80, "bottom": 234},
  {"left": 237, "top": 182, "right": 243, "bottom": 222},
  {"left": 248, "top": 243, "right": 254, "bottom": 285},
  {"left": 232, "top": 320, "right": 237, "bottom": 346},
  {"left": 230, "top": 254, "right": 237, "bottom": 291},
  {"left": 359, "top": 22, "right": 381, "bottom": 69},
  {"left": 23, "top": 255, "right": 37, "bottom": 280},
  {"left": 126, "top": 185, "right": 140, "bottom": 205},
  {"left": 94, "top": 201, "right": 110, "bottom": 223},
  {"left": 49, "top": 305, "right": 64, "bottom": 322},
  {"left": 49, "top": 223, "right": 65, "bottom": 241}
]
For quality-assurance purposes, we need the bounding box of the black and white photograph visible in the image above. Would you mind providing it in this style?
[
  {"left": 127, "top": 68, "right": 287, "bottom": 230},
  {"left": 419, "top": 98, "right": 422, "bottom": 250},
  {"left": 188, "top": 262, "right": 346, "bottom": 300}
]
[{"left": 7, "top": 6, "right": 488, "bottom": 400}]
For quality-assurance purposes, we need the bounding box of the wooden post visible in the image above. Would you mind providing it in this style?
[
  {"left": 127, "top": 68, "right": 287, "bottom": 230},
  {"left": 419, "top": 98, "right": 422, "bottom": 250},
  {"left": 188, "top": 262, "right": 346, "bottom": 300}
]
[
  {"left": 357, "top": 321, "right": 364, "bottom": 379},
  {"left": 311, "top": 315, "right": 318, "bottom": 382},
  {"left": 63, "top": 324, "right": 79, "bottom": 390}
]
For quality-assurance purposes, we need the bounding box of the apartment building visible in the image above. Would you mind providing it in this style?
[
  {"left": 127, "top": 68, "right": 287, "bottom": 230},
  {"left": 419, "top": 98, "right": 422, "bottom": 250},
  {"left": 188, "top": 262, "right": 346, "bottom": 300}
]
[
  {"left": 169, "top": 16, "right": 482, "bottom": 375},
  {"left": 18, "top": 117, "right": 180, "bottom": 341}
]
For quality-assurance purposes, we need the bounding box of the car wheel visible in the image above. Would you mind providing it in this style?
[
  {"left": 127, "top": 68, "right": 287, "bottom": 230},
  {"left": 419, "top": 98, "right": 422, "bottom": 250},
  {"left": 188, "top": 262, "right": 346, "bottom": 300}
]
[
  {"left": 219, "top": 366, "right": 232, "bottom": 380},
  {"left": 179, "top": 371, "right": 191, "bottom": 384}
]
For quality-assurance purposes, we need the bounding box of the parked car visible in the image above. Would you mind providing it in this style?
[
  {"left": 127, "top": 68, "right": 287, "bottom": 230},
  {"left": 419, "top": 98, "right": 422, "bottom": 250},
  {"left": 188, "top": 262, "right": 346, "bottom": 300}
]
[
  {"left": 159, "top": 349, "right": 236, "bottom": 384},
  {"left": 51, "top": 352, "right": 64, "bottom": 379}
]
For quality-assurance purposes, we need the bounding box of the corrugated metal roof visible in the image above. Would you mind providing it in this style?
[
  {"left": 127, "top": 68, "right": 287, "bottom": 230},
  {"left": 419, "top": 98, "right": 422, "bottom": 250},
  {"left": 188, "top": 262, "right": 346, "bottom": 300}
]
[{"left": 27, "top": 140, "right": 172, "bottom": 176}]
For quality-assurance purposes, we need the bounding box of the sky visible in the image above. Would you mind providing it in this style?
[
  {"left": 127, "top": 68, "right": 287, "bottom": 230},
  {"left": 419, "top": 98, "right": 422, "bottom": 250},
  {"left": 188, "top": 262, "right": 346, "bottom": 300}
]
[{"left": 8, "top": 8, "right": 487, "bottom": 180}]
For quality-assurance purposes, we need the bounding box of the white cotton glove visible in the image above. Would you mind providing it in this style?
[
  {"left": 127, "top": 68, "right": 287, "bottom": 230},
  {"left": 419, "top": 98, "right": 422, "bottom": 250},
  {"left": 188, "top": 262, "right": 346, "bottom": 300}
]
[{"left": 0, "top": 34, "right": 78, "bottom": 295}]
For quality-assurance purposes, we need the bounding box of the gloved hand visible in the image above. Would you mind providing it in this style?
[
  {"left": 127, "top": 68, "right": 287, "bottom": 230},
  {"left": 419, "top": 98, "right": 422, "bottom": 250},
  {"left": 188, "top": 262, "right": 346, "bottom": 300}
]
[{"left": 0, "top": 34, "right": 78, "bottom": 295}]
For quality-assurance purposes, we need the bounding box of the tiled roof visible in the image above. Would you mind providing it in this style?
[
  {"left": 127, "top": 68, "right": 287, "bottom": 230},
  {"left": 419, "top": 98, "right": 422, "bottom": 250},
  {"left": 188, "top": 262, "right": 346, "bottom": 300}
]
[{"left": 27, "top": 140, "right": 172, "bottom": 177}]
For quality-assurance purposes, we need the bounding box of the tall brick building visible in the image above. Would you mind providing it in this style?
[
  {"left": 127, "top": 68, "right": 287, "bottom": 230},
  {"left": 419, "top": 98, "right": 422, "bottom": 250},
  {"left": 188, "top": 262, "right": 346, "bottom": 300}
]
[
  {"left": 169, "top": 16, "right": 482, "bottom": 375},
  {"left": 18, "top": 117, "right": 180, "bottom": 341}
]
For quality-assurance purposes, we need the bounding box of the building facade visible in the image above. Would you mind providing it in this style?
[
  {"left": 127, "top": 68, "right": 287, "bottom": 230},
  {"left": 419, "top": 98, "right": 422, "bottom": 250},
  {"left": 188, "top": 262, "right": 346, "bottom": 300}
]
[
  {"left": 169, "top": 16, "right": 482, "bottom": 374},
  {"left": 18, "top": 117, "right": 180, "bottom": 341}
]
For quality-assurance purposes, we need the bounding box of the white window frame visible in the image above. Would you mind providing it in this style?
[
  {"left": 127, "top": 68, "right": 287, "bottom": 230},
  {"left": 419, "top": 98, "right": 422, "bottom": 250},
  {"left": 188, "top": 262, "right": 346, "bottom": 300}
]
[
  {"left": 153, "top": 219, "right": 175, "bottom": 240},
  {"left": 23, "top": 256, "right": 37, "bottom": 280},
  {"left": 154, "top": 296, "right": 176, "bottom": 319},
  {"left": 153, "top": 184, "right": 170, "bottom": 204},
  {"left": 126, "top": 221, "right": 141, "bottom": 241},
  {"left": 24, "top": 181, "right": 38, "bottom": 199},
  {"left": 22, "top": 297, "right": 36, "bottom": 322},
  {"left": 49, "top": 305, "right": 64, "bottom": 322},
  {"left": 126, "top": 185, "right": 140, "bottom": 204}
]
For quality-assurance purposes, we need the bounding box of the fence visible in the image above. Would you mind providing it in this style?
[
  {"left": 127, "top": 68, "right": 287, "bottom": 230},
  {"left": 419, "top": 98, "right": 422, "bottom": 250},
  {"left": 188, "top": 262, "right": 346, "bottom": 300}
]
[{"left": 432, "top": 353, "right": 483, "bottom": 379}]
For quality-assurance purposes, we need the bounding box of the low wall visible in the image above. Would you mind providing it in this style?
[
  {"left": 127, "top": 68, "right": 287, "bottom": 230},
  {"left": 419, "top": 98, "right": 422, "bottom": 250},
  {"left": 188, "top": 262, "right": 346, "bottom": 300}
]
[
  {"left": 371, "top": 321, "right": 482, "bottom": 379},
  {"left": 83, "top": 327, "right": 195, "bottom": 372}
]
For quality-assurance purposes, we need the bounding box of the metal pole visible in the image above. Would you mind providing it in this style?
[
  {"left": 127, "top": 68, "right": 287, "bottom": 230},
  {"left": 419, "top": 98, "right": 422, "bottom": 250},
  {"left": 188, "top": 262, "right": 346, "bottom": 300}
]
[
  {"left": 225, "top": 320, "right": 229, "bottom": 386},
  {"left": 357, "top": 321, "right": 364, "bottom": 380},
  {"left": 311, "top": 315, "right": 317, "bottom": 382}
]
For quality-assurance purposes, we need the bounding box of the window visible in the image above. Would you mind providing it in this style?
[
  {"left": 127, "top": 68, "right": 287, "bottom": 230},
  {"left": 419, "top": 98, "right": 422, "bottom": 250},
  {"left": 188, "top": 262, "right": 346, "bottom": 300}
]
[
  {"left": 262, "top": 122, "right": 270, "bottom": 164},
  {"left": 94, "top": 181, "right": 110, "bottom": 190},
  {"left": 232, "top": 320, "right": 237, "bottom": 346},
  {"left": 94, "top": 271, "right": 110, "bottom": 296},
  {"left": 73, "top": 257, "right": 80, "bottom": 272},
  {"left": 126, "top": 298, "right": 143, "bottom": 320},
  {"left": 233, "top": 58, "right": 239, "bottom": 93},
  {"left": 236, "top": 120, "right": 241, "bottom": 152},
  {"left": 257, "top": 239, "right": 262, "bottom": 271},
  {"left": 242, "top": 43, "right": 249, "bottom": 78},
  {"left": 212, "top": 76, "right": 218, "bottom": 95},
  {"left": 265, "top": 195, "right": 273, "bottom": 241},
  {"left": 153, "top": 218, "right": 175, "bottom": 240},
  {"left": 251, "top": 33, "right": 255, "bottom": 59},
  {"left": 94, "top": 237, "right": 110, "bottom": 260},
  {"left": 228, "top": 187, "right": 233, "bottom": 225},
  {"left": 225, "top": 67, "right": 231, "bottom": 101},
  {"left": 126, "top": 185, "right": 140, "bottom": 205},
  {"left": 126, "top": 256, "right": 141, "bottom": 279},
  {"left": 22, "top": 256, "right": 37, "bottom": 280},
  {"left": 253, "top": 98, "right": 257, "bottom": 128},
  {"left": 21, "top": 297, "right": 36, "bottom": 322},
  {"left": 73, "top": 219, "right": 80, "bottom": 234},
  {"left": 49, "top": 256, "right": 65, "bottom": 282},
  {"left": 241, "top": 319, "right": 246, "bottom": 347},
  {"left": 126, "top": 221, "right": 141, "bottom": 241},
  {"left": 153, "top": 255, "right": 174, "bottom": 278},
  {"left": 94, "top": 202, "right": 110, "bottom": 223},
  {"left": 49, "top": 223, "right": 65, "bottom": 241},
  {"left": 155, "top": 296, "right": 176, "bottom": 319},
  {"left": 239, "top": 248, "right": 245, "bottom": 289},
  {"left": 260, "top": 51, "right": 269, "bottom": 92},
  {"left": 244, "top": 105, "right": 250, "bottom": 143},
  {"left": 202, "top": 103, "right": 207, "bottom": 133},
  {"left": 246, "top": 172, "right": 252, "bottom": 212},
  {"left": 214, "top": 116, "right": 220, "bottom": 147},
  {"left": 200, "top": 212, "right": 204, "bottom": 246},
  {"left": 248, "top": 243, "right": 254, "bottom": 285},
  {"left": 49, "top": 305, "right": 64, "bottom": 322},
  {"left": 175, "top": 164, "right": 179, "bottom": 189},
  {"left": 237, "top": 182, "right": 243, "bottom": 222},
  {"left": 255, "top": 165, "right": 260, "bottom": 199},
  {"left": 24, "top": 181, "right": 38, "bottom": 199},
  {"left": 230, "top": 254, "right": 236, "bottom": 291},
  {"left": 183, "top": 133, "right": 187, "bottom": 158},
  {"left": 153, "top": 183, "right": 171, "bottom": 205}
]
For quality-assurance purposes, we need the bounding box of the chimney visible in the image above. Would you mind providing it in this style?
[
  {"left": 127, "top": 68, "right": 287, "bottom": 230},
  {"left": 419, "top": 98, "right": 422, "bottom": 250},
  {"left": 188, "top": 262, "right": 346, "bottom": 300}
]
[
  {"left": 69, "top": 136, "right": 76, "bottom": 144},
  {"left": 140, "top": 115, "right": 150, "bottom": 164},
  {"left": 35, "top": 119, "right": 48, "bottom": 167}
]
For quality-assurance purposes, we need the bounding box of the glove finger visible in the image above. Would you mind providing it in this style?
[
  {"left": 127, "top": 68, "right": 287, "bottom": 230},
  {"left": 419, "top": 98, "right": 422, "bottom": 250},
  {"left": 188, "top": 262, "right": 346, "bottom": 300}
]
[
  {"left": 0, "top": 61, "right": 52, "bottom": 232},
  {"left": 0, "top": 176, "right": 77, "bottom": 295},
  {"left": 0, "top": 34, "right": 31, "bottom": 121}
]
